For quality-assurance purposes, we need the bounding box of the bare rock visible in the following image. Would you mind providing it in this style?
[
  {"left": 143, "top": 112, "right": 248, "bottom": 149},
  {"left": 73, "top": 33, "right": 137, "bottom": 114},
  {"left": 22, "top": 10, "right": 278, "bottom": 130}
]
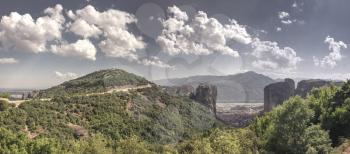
[
  {"left": 193, "top": 83, "right": 217, "bottom": 115},
  {"left": 296, "top": 79, "right": 340, "bottom": 98},
  {"left": 68, "top": 123, "right": 89, "bottom": 139},
  {"left": 264, "top": 79, "right": 295, "bottom": 111}
]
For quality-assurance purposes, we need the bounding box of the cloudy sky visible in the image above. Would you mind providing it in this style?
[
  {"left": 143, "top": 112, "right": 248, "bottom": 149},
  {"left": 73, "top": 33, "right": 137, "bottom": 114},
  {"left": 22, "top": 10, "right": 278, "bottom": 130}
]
[{"left": 0, "top": 0, "right": 350, "bottom": 89}]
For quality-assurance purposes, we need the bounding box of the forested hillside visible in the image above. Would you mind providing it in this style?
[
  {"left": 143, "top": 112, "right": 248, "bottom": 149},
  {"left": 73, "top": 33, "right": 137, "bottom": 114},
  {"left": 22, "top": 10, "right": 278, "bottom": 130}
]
[
  {"left": 1, "top": 69, "right": 350, "bottom": 153},
  {"left": 0, "top": 69, "right": 219, "bottom": 153}
]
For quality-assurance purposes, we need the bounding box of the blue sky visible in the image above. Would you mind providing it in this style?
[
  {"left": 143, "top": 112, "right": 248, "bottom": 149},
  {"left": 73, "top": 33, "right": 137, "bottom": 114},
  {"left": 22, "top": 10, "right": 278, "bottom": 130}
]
[{"left": 0, "top": 0, "right": 350, "bottom": 88}]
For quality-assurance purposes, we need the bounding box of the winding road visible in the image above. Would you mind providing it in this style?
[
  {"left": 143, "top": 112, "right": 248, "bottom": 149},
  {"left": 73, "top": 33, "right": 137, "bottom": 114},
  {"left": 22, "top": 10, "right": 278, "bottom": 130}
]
[{"left": 0, "top": 84, "right": 152, "bottom": 107}]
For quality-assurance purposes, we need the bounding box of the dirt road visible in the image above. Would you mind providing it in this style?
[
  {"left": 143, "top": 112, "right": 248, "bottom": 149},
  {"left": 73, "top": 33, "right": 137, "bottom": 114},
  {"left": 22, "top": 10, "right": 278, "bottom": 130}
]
[
  {"left": 0, "top": 84, "right": 152, "bottom": 107},
  {"left": 85, "top": 84, "right": 152, "bottom": 96}
]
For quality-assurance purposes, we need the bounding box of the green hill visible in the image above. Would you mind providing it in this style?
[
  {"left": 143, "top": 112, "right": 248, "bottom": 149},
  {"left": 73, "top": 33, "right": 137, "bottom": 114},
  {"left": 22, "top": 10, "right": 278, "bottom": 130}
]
[
  {"left": 0, "top": 68, "right": 219, "bottom": 153},
  {"left": 38, "top": 69, "right": 151, "bottom": 97}
]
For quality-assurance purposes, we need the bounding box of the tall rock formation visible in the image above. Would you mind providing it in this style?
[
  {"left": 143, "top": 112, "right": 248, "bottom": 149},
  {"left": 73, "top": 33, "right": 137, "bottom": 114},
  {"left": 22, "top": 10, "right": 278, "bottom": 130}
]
[
  {"left": 192, "top": 83, "right": 218, "bottom": 115},
  {"left": 264, "top": 78, "right": 295, "bottom": 111},
  {"left": 264, "top": 78, "right": 344, "bottom": 112},
  {"left": 295, "top": 79, "right": 342, "bottom": 98}
]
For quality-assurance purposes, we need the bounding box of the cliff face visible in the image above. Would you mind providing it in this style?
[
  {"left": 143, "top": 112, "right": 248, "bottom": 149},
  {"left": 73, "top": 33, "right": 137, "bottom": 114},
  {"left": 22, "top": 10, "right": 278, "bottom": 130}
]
[
  {"left": 264, "top": 78, "right": 344, "bottom": 111},
  {"left": 264, "top": 79, "right": 295, "bottom": 111},
  {"left": 296, "top": 79, "right": 338, "bottom": 98},
  {"left": 192, "top": 83, "right": 218, "bottom": 115}
]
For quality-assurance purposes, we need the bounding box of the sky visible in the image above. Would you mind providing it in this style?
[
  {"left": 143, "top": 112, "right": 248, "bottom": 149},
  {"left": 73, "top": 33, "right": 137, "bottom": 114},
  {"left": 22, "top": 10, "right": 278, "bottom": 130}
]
[{"left": 0, "top": 0, "right": 350, "bottom": 89}]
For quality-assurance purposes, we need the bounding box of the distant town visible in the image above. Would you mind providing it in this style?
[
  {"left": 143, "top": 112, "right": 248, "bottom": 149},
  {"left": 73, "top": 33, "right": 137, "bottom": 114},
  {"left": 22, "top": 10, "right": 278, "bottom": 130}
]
[{"left": 0, "top": 89, "right": 37, "bottom": 101}]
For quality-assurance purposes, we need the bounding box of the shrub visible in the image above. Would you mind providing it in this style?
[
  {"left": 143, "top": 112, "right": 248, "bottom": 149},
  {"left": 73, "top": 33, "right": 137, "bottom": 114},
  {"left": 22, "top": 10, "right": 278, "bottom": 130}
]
[{"left": 0, "top": 100, "right": 9, "bottom": 111}]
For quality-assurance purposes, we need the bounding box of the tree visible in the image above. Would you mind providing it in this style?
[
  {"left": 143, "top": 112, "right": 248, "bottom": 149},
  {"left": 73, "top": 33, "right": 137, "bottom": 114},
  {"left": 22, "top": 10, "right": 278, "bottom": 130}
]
[
  {"left": 253, "top": 97, "right": 315, "bottom": 153},
  {"left": 177, "top": 137, "right": 213, "bottom": 154},
  {"left": 0, "top": 100, "right": 9, "bottom": 111},
  {"left": 0, "top": 127, "right": 28, "bottom": 153},
  {"left": 27, "top": 138, "right": 61, "bottom": 154},
  {"left": 0, "top": 92, "right": 10, "bottom": 98},
  {"left": 176, "top": 128, "right": 254, "bottom": 154},
  {"left": 115, "top": 135, "right": 154, "bottom": 154},
  {"left": 208, "top": 129, "right": 241, "bottom": 154},
  {"left": 303, "top": 125, "right": 332, "bottom": 154},
  {"left": 323, "top": 98, "right": 350, "bottom": 144},
  {"left": 78, "top": 134, "right": 113, "bottom": 154},
  {"left": 307, "top": 82, "right": 350, "bottom": 144}
]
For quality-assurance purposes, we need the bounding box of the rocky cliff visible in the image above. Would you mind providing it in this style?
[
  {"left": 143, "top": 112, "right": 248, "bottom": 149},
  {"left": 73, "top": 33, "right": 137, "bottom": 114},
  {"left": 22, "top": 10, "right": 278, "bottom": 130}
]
[
  {"left": 264, "top": 78, "right": 344, "bottom": 112},
  {"left": 264, "top": 79, "right": 295, "bottom": 111},
  {"left": 192, "top": 83, "right": 218, "bottom": 115},
  {"left": 295, "top": 79, "right": 342, "bottom": 98}
]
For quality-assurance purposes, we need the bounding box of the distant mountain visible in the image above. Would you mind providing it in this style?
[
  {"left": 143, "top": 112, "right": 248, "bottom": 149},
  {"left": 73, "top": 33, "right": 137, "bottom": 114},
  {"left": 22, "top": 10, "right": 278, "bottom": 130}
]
[
  {"left": 154, "top": 71, "right": 276, "bottom": 103},
  {"left": 38, "top": 69, "right": 151, "bottom": 97}
]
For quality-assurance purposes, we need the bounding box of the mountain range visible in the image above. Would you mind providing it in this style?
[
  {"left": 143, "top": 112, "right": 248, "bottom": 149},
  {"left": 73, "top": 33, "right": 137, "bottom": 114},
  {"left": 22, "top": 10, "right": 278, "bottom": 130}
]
[{"left": 154, "top": 71, "right": 276, "bottom": 103}]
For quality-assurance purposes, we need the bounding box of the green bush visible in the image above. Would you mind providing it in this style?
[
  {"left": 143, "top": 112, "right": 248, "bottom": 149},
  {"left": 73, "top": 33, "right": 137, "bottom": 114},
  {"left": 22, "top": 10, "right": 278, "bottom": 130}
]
[
  {"left": 0, "top": 100, "right": 9, "bottom": 111},
  {"left": 0, "top": 92, "right": 10, "bottom": 98}
]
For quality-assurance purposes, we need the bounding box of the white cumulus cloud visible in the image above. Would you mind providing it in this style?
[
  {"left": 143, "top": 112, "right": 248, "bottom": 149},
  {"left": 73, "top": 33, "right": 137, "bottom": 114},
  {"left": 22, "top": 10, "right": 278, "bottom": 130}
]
[
  {"left": 278, "top": 11, "right": 300, "bottom": 25},
  {"left": 0, "top": 4, "right": 64, "bottom": 53},
  {"left": 69, "top": 18, "right": 102, "bottom": 38},
  {"left": 68, "top": 5, "right": 146, "bottom": 60},
  {"left": 313, "top": 36, "right": 348, "bottom": 68},
  {"left": 54, "top": 71, "right": 78, "bottom": 80},
  {"left": 276, "top": 27, "right": 282, "bottom": 32},
  {"left": 138, "top": 56, "right": 173, "bottom": 68},
  {"left": 0, "top": 58, "right": 18, "bottom": 64},
  {"left": 278, "top": 11, "right": 290, "bottom": 19},
  {"left": 281, "top": 19, "right": 293, "bottom": 25},
  {"left": 156, "top": 6, "right": 252, "bottom": 57},
  {"left": 51, "top": 39, "right": 97, "bottom": 60},
  {"left": 250, "top": 38, "right": 302, "bottom": 73}
]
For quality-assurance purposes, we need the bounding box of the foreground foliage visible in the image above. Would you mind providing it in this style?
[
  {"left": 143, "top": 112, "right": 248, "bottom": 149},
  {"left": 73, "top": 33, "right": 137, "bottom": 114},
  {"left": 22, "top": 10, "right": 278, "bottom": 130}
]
[{"left": 251, "top": 81, "right": 350, "bottom": 154}]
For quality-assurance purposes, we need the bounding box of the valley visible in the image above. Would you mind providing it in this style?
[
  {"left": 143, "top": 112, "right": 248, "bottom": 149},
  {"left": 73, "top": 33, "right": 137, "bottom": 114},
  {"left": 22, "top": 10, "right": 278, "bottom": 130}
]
[{"left": 216, "top": 103, "right": 263, "bottom": 127}]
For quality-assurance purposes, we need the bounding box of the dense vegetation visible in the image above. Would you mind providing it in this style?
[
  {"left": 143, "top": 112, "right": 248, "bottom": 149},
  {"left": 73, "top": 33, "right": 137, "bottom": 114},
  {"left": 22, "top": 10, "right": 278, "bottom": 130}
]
[
  {"left": 0, "top": 69, "right": 221, "bottom": 153},
  {"left": 1, "top": 68, "right": 350, "bottom": 153},
  {"left": 0, "top": 99, "right": 9, "bottom": 111},
  {"left": 38, "top": 69, "right": 151, "bottom": 97},
  {"left": 251, "top": 81, "right": 350, "bottom": 153}
]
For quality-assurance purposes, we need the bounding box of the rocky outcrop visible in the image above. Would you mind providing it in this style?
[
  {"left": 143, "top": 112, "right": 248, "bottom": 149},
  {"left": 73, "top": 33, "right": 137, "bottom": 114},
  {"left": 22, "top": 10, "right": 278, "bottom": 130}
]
[
  {"left": 68, "top": 123, "right": 89, "bottom": 139},
  {"left": 264, "top": 79, "right": 295, "bottom": 111},
  {"left": 264, "top": 78, "right": 344, "bottom": 111},
  {"left": 295, "top": 79, "right": 343, "bottom": 98},
  {"left": 162, "top": 85, "right": 195, "bottom": 97},
  {"left": 192, "top": 83, "right": 218, "bottom": 115}
]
